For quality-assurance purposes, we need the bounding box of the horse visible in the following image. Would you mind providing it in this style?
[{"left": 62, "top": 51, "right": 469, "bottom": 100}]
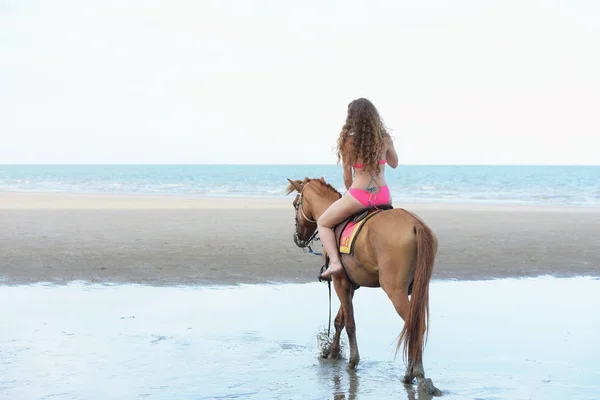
[{"left": 286, "top": 177, "right": 441, "bottom": 395}]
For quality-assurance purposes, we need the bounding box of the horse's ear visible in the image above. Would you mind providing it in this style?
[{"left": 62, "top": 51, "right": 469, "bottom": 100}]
[
  {"left": 286, "top": 178, "right": 303, "bottom": 193},
  {"left": 320, "top": 176, "right": 325, "bottom": 182}
]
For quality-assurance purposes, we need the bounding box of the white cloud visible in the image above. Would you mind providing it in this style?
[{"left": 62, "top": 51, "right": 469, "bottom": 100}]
[{"left": 1, "top": 0, "right": 599, "bottom": 164}]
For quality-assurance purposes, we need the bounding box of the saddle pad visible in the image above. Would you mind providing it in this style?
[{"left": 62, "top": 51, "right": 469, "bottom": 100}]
[{"left": 339, "top": 209, "right": 385, "bottom": 254}]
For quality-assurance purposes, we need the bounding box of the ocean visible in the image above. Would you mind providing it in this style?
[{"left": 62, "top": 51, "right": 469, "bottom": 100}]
[{"left": 0, "top": 164, "right": 598, "bottom": 206}]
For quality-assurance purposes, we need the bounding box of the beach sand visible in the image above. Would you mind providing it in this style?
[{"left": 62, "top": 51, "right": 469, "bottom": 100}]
[{"left": 1, "top": 192, "right": 599, "bottom": 286}]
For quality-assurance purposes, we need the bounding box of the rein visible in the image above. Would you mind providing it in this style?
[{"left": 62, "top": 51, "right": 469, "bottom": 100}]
[
  {"left": 293, "top": 182, "right": 331, "bottom": 338},
  {"left": 297, "top": 188, "right": 316, "bottom": 225}
]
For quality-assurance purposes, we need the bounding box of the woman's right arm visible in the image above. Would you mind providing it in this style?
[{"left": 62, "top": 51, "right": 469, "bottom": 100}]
[{"left": 384, "top": 136, "right": 399, "bottom": 168}]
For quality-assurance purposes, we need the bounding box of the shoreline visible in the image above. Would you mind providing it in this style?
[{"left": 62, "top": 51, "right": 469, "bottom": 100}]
[
  {"left": 1, "top": 191, "right": 599, "bottom": 212},
  {"left": 2, "top": 273, "right": 598, "bottom": 288}
]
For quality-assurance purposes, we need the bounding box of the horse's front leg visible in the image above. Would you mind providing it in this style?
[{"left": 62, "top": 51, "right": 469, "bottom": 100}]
[
  {"left": 322, "top": 305, "right": 344, "bottom": 359},
  {"left": 320, "top": 250, "right": 345, "bottom": 360},
  {"left": 334, "top": 276, "right": 359, "bottom": 369}
]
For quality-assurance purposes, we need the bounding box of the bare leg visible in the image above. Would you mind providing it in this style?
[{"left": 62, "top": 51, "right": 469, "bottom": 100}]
[
  {"left": 318, "top": 194, "right": 363, "bottom": 279},
  {"left": 318, "top": 226, "right": 343, "bottom": 278}
]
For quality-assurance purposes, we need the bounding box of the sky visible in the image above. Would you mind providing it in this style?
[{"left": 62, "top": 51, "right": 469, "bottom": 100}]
[{"left": 1, "top": 0, "right": 599, "bottom": 165}]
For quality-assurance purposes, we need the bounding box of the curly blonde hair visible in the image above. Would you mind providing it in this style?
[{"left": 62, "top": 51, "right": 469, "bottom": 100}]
[{"left": 336, "top": 98, "right": 388, "bottom": 174}]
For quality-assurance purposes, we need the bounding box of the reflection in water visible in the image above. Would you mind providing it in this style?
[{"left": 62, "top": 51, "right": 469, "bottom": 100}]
[
  {"left": 403, "top": 383, "right": 420, "bottom": 400},
  {"left": 0, "top": 277, "right": 599, "bottom": 399},
  {"left": 320, "top": 358, "right": 437, "bottom": 400},
  {"left": 318, "top": 360, "right": 360, "bottom": 400},
  {"left": 332, "top": 366, "right": 358, "bottom": 400},
  {"left": 403, "top": 382, "right": 437, "bottom": 400}
]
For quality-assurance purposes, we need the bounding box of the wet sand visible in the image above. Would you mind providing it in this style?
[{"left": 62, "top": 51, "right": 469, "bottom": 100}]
[{"left": 1, "top": 192, "right": 599, "bottom": 286}]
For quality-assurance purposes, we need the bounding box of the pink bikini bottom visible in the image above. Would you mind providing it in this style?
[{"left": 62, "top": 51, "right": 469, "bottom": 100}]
[{"left": 348, "top": 185, "right": 391, "bottom": 207}]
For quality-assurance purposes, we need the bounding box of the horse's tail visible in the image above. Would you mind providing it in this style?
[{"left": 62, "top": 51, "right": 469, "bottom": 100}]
[{"left": 397, "top": 217, "right": 437, "bottom": 365}]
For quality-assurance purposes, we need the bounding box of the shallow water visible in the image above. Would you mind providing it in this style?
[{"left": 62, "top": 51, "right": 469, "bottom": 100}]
[{"left": 1, "top": 277, "right": 599, "bottom": 400}]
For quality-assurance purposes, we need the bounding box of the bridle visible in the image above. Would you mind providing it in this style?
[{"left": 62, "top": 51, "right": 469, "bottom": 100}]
[{"left": 293, "top": 183, "right": 319, "bottom": 248}]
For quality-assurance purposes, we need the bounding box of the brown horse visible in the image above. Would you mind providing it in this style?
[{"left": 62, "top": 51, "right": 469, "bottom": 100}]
[{"left": 286, "top": 177, "right": 440, "bottom": 395}]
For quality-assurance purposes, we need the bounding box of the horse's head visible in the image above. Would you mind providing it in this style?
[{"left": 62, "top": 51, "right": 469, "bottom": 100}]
[
  {"left": 286, "top": 178, "right": 318, "bottom": 248},
  {"left": 286, "top": 177, "right": 341, "bottom": 248}
]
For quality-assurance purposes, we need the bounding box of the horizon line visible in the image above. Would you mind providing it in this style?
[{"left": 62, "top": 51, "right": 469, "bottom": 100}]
[{"left": 0, "top": 163, "right": 599, "bottom": 167}]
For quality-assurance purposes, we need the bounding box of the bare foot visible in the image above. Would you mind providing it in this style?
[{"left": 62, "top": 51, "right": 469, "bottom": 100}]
[{"left": 320, "top": 261, "right": 343, "bottom": 279}]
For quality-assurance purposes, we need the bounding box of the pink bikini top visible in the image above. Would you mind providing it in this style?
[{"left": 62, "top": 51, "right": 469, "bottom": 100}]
[{"left": 353, "top": 160, "right": 386, "bottom": 169}]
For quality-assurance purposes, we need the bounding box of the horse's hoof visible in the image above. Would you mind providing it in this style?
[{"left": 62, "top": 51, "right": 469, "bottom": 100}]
[
  {"left": 321, "top": 345, "right": 343, "bottom": 360},
  {"left": 347, "top": 358, "right": 359, "bottom": 370},
  {"left": 418, "top": 378, "right": 442, "bottom": 397},
  {"left": 319, "top": 342, "right": 332, "bottom": 359},
  {"left": 412, "top": 366, "right": 425, "bottom": 380}
]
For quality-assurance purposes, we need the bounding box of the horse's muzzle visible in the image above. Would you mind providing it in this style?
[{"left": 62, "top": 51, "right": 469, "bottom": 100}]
[{"left": 293, "top": 231, "right": 309, "bottom": 248}]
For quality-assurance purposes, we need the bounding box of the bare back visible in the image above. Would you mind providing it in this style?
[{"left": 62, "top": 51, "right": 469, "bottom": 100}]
[{"left": 345, "top": 135, "right": 398, "bottom": 191}]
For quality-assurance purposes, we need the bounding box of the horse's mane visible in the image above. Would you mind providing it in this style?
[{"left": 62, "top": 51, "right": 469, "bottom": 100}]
[{"left": 285, "top": 177, "right": 342, "bottom": 198}]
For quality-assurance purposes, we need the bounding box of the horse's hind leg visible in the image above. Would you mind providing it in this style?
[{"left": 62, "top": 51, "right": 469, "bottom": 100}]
[
  {"left": 386, "top": 289, "right": 422, "bottom": 383},
  {"left": 333, "top": 277, "right": 359, "bottom": 370},
  {"left": 380, "top": 263, "right": 422, "bottom": 383},
  {"left": 324, "top": 305, "right": 344, "bottom": 359}
]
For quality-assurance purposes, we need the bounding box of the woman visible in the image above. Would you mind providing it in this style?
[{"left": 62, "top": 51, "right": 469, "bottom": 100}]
[{"left": 318, "top": 98, "right": 398, "bottom": 279}]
